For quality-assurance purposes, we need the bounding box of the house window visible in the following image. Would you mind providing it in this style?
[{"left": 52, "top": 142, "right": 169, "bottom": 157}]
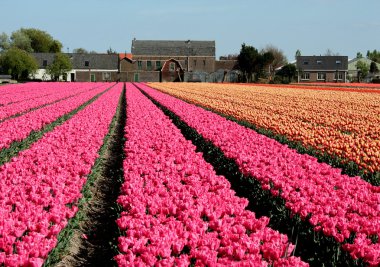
[
  {"left": 336, "top": 60, "right": 341, "bottom": 65},
  {"left": 303, "top": 61, "right": 309, "bottom": 65},
  {"left": 317, "top": 72, "right": 326, "bottom": 80},
  {"left": 90, "top": 73, "right": 96, "bottom": 82},
  {"left": 147, "top": 61, "right": 152, "bottom": 71},
  {"left": 301, "top": 72, "right": 310, "bottom": 80},
  {"left": 43, "top": 60, "right": 48, "bottom": 67},
  {"left": 138, "top": 61, "right": 142, "bottom": 70},
  {"left": 194, "top": 59, "right": 197, "bottom": 66},
  {"left": 317, "top": 60, "right": 322, "bottom": 65},
  {"left": 169, "top": 62, "right": 176, "bottom": 71},
  {"left": 85, "top": 61, "right": 90, "bottom": 67},
  {"left": 334, "top": 72, "right": 344, "bottom": 80},
  {"left": 203, "top": 60, "right": 206, "bottom": 66},
  {"left": 103, "top": 72, "right": 111, "bottom": 81},
  {"left": 156, "top": 61, "right": 161, "bottom": 69}
]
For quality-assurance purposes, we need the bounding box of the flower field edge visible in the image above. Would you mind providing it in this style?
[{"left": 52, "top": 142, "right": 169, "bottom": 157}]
[
  {"left": 137, "top": 83, "right": 376, "bottom": 266},
  {"left": 42, "top": 85, "right": 126, "bottom": 267},
  {"left": 146, "top": 83, "right": 380, "bottom": 186},
  {"left": 0, "top": 84, "right": 114, "bottom": 168},
  {"left": 137, "top": 85, "right": 378, "bottom": 266}
]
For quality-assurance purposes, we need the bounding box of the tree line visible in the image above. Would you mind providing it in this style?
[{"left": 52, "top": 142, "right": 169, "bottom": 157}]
[{"left": 0, "top": 28, "right": 72, "bottom": 80}]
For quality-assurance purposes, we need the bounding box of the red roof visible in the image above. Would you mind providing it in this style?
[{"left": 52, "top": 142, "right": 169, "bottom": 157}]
[{"left": 119, "top": 53, "right": 133, "bottom": 60}]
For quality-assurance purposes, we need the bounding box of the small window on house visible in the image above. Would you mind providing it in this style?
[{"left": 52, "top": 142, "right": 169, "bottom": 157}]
[
  {"left": 194, "top": 59, "right": 197, "bottom": 66},
  {"left": 43, "top": 60, "right": 48, "bottom": 67},
  {"left": 336, "top": 60, "right": 341, "bottom": 65},
  {"left": 85, "top": 61, "right": 90, "bottom": 67},
  {"left": 147, "top": 61, "right": 152, "bottom": 71},
  {"left": 303, "top": 61, "right": 309, "bottom": 65},
  {"left": 317, "top": 72, "right": 326, "bottom": 80},
  {"left": 156, "top": 61, "right": 161, "bottom": 69},
  {"left": 203, "top": 60, "right": 206, "bottom": 66},
  {"left": 301, "top": 72, "right": 310, "bottom": 80},
  {"left": 169, "top": 62, "right": 176, "bottom": 71},
  {"left": 317, "top": 60, "right": 322, "bottom": 65},
  {"left": 138, "top": 61, "right": 142, "bottom": 70}
]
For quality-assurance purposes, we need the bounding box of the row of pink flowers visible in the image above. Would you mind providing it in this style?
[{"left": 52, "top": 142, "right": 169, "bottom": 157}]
[
  {"left": 115, "top": 83, "right": 307, "bottom": 266},
  {"left": 0, "top": 82, "right": 105, "bottom": 121},
  {"left": 0, "top": 83, "right": 71, "bottom": 105},
  {"left": 138, "top": 83, "right": 380, "bottom": 266},
  {"left": 0, "top": 83, "right": 112, "bottom": 150},
  {"left": 0, "top": 83, "right": 122, "bottom": 267}
]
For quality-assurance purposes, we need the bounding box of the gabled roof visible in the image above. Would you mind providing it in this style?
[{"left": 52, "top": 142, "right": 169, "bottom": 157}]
[
  {"left": 296, "top": 56, "right": 348, "bottom": 71},
  {"left": 131, "top": 40, "right": 215, "bottom": 57},
  {"left": 32, "top": 53, "right": 119, "bottom": 70}
]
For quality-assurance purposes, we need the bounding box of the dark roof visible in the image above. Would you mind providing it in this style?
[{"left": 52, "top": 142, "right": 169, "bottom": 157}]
[
  {"left": 296, "top": 56, "right": 348, "bottom": 71},
  {"left": 131, "top": 40, "right": 215, "bottom": 57},
  {"left": 32, "top": 53, "right": 119, "bottom": 70}
]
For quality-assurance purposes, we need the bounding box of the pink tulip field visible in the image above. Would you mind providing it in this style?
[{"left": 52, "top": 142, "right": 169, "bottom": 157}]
[
  {"left": 0, "top": 82, "right": 378, "bottom": 266},
  {"left": 0, "top": 83, "right": 122, "bottom": 266}
]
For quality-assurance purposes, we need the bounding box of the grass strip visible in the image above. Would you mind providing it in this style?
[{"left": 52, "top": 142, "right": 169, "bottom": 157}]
[
  {"left": 43, "top": 84, "right": 126, "bottom": 267},
  {"left": 137, "top": 84, "right": 365, "bottom": 267},
  {"left": 0, "top": 85, "right": 114, "bottom": 167}
]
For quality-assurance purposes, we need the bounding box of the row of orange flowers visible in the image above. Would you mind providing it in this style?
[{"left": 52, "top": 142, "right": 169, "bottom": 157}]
[{"left": 148, "top": 83, "right": 380, "bottom": 173}]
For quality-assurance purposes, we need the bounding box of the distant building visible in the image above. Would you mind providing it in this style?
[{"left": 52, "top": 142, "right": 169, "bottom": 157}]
[
  {"left": 31, "top": 40, "right": 238, "bottom": 82},
  {"left": 32, "top": 53, "right": 119, "bottom": 82},
  {"left": 120, "top": 39, "right": 238, "bottom": 82},
  {"left": 348, "top": 57, "right": 380, "bottom": 82},
  {"left": 296, "top": 56, "right": 348, "bottom": 83}
]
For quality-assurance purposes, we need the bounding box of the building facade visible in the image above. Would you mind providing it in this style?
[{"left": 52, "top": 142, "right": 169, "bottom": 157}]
[
  {"left": 296, "top": 56, "right": 348, "bottom": 83},
  {"left": 32, "top": 53, "right": 119, "bottom": 82},
  {"left": 31, "top": 40, "right": 238, "bottom": 82}
]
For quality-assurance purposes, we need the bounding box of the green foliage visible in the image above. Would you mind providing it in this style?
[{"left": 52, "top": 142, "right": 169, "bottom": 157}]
[
  {"left": 3, "top": 28, "right": 63, "bottom": 53},
  {"left": 72, "top": 48, "right": 89, "bottom": 54},
  {"left": 237, "top": 43, "right": 259, "bottom": 82},
  {"left": 369, "top": 61, "right": 379, "bottom": 73},
  {"left": 10, "top": 30, "right": 33, "bottom": 52},
  {"left": 237, "top": 43, "right": 275, "bottom": 82},
  {"left": 356, "top": 60, "right": 369, "bottom": 81},
  {"left": 47, "top": 53, "right": 72, "bottom": 81},
  {"left": 0, "top": 47, "right": 38, "bottom": 80},
  {"left": 366, "top": 49, "right": 380, "bottom": 63},
  {"left": 276, "top": 63, "right": 297, "bottom": 83},
  {"left": 0, "top": 32, "right": 11, "bottom": 51},
  {"left": 356, "top": 52, "right": 363, "bottom": 59}
]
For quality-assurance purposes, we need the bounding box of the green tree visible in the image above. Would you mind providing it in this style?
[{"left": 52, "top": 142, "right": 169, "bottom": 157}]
[
  {"left": 9, "top": 28, "right": 62, "bottom": 53},
  {"left": 0, "top": 33, "right": 10, "bottom": 51},
  {"left": 47, "top": 53, "right": 72, "bottom": 81},
  {"left": 237, "top": 43, "right": 259, "bottom": 82},
  {"left": 73, "top": 48, "right": 88, "bottom": 54},
  {"left": 0, "top": 47, "right": 38, "bottom": 80},
  {"left": 370, "top": 61, "right": 379, "bottom": 73},
  {"left": 276, "top": 64, "right": 297, "bottom": 83},
  {"left": 356, "top": 52, "right": 363, "bottom": 58},
  {"left": 356, "top": 60, "right": 369, "bottom": 82},
  {"left": 367, "top": 49, "right": 380, "bottom": 63},
  {"left": 10, "top": 30, "right": 33, "bottom": 52}
]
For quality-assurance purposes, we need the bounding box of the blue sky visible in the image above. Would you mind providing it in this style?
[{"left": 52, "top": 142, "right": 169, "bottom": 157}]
[{"left": 2, "top": 0, "right": 379, "bottom": 61}]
